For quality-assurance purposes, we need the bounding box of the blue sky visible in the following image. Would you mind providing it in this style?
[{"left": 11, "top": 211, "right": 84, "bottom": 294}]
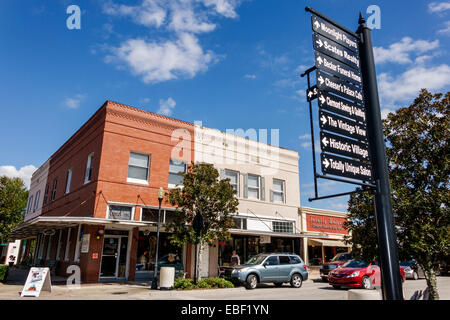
[{"left": 0, "top": 0, "right": 449, "bottom": 211}]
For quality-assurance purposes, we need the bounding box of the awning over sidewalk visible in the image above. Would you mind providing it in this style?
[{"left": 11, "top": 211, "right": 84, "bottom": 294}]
[
  {"left": 9, "top": 216, "right": 151, "bottom": 240},
  {"left": 308, "top": 238, "right": 351, "bottom": 247}
]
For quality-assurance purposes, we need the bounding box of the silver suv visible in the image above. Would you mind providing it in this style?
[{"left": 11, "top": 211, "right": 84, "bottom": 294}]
[{"left": 223, "top": 253, "right": 308, "bottom": 289}]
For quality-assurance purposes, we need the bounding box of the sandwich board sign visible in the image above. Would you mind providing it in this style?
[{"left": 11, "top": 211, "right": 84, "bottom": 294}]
[{"left": 21, "top": 267, "right": 52, "bottom": 297}]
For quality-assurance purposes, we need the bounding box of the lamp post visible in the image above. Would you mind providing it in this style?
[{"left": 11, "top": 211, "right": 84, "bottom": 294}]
[{"left": 151, "top": 187, "right": 164, "bottom": 290}]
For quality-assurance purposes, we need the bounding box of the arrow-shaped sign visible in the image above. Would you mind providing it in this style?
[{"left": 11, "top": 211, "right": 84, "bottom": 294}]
[
  {"left": 320, "top": 114, "right": 327, "bottom": 125},
  {"left": 320, "top": 131, "right": 370, "bottom": 161},
  {"left": 313, "top": 20, "right": 320, "bottom": 30},
  {"left": 319, "top": 109, "right": 368, "bottom": 140},
  {"left": 316, "top": 70, "right": 363, "bottom": 103},
  {"left": 319, "top": 94, "right": 326, "bottom": 105},
  {"left": 317, "top": 90, "right": 367, "bottom": 123},
  {"left": 314, "top": 51, "right": 362, "bottom": 85},
  {"left": 320, "top": 153, "right": 372, "bottom": 182},
  {"left": 316, "top": 55, "right": 323, "bottom": 65},
  {"left": 313, "top": 33, "right": 360, "bottom": 70},
  {"left": 317, "top": 75, "right": 324, "bottom": 85},
  {"left": 316, "top": 38, "right": 323, "bottom": 48},
  {"left": 306, "top": 85, "right": 318, "bottom": 102},
  {"left": 322, "top": 157, "right": 330, "bottom": 168}
]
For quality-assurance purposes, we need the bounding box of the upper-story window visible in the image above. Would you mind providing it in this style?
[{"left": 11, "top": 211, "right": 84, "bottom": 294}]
[
  {"left": 51, "top": 178, "right": 58, "bottom": 201},
  {"left": 27, "top": 195, "right": 34, "bottom": 214},
  {"left": 43, "top": 184, "right": 49, "bottom": 205},
  {"left": 127, "top": 152, "right": 150, "bottom": 184},
  {"left": 33, "top": 190, "right": 41, "bottom": 212},
  {"left": 272, "top": 220, "right": 294, "bottom": 234},
  {"left": 169, "top": 159, "right": 187, "bottom": 186},
  {"left": 247, "top": 174, "right": 261, "bottom": 200},
  {"left": 223, "top": 169, "right": 239, "bottom": 195},
  {"left": 232, "top": 216, "right": 247, "bottom": 230},
  {"left": 65, "top": 169, "right": 72, "bottom": 194},
  {"left": 84, "top": 153, "right": 94, "bottom": 184},
  {"left": 108, "top": 205, "right": 133, "bottom": 221},
  {"left": 271, "top": 179, "right": 285, "bottom": 203}
]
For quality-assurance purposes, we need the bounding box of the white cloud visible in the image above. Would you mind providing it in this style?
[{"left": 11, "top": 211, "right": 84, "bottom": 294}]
[
  {"left": 158, "top": 97, "right": 176, "bottom": 116},
  {"left": 428, "top": 2, "right": 450, "bottom": 13},
  {"left": 374, "top": 37, "right": 439, "bottom": 65},
  {"left": 438, "top": 21, "right": 450, "bottom": 35},
  {"left": 106, "top": 33, "right": 215, "bottom": 83},
  {"left": 298, "top": 133, "right": 311, "bottom": 140},
  {"left": 0, "top": 165, "right": 37, "bottom": 189},
  {"left": 63, "top": 94, "right": 86, "bottom": 109},
  {"left": 378, "top": 64, "right": 450, "bottom": 108},
  {"left": 244, "top": 74, "right": 256, "bottom": 79},
  {"left": 103, "top": 0, "right": 241, "bottom": 83}
]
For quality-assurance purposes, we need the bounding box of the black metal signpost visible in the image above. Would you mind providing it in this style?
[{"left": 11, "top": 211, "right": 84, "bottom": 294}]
[{"left": 302, "top": 7, "right": 404, "bottom": 300}]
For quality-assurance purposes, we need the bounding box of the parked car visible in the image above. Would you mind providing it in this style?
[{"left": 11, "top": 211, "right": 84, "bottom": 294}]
[
  {"left": 221, "top": 253, "right": 308, "bottom": 290},
  {"left": 328, "top": 259, "right": 405, "bottom": 290},
  {"left": 400, "top": 260, "right": 425, "bottom": 280},
  {"left": 320, "top": 252, "right": 353, "bottom": 282}
]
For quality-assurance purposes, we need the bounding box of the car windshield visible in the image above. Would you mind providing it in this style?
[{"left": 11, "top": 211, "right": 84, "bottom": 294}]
[
  {"left": 331, "top": 253, "right": 351, "bottom": 262},
  {"left": 245, "top": 255, "right": 267, "bottom": 265},
  {"left": 400, "top": 261, "right": 414, "bottom": 267},
  {"left": 343, "top": 260, "right": 369, "bottom": 268}
]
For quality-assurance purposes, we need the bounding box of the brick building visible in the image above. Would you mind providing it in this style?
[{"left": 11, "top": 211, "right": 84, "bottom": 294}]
[{"left": 11, "top": 100, "right": 305, "bottom": 283}]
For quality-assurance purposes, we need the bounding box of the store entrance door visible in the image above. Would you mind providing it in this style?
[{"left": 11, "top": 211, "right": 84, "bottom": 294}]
[{"left": 100, "top": 236, "right": 128, "bottom": 279}]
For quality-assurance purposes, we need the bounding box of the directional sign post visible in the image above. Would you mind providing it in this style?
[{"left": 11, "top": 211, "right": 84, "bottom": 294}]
[{"left": 303, "top": 6, "right": 404, "bottom": 300}]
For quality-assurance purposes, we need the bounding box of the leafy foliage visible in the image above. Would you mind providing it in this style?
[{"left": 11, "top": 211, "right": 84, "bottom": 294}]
[
  {"left": 174, "top": 277, "right": 234, "bottom": 290},
  {"left": 0, "top": 265, "right": 8, "bottom": 282},
  {"left": 0, "top": 176, "right": 28, "bottom": 243},
  {"left": 345, "top": 90, "right": 449, "bottom": 299},
  {"left": 165, "top": 162, "right": 239, "bottom": 247}
]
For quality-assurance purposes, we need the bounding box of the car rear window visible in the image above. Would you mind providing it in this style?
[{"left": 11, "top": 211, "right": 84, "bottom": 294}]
[{"left": 289, "top": 256, "right": 301, "bottom": 264}]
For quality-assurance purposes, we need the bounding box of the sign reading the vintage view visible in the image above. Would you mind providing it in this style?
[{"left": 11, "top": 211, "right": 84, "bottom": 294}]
[
  {"left": 321, "top": 153, "right": 372, "bottom": 181},
  {"left": 21, "top": 267, "right": 52, "bottom": 297},
  {"left": 319, "top": 109, "right": 367, "bottom": 140}
]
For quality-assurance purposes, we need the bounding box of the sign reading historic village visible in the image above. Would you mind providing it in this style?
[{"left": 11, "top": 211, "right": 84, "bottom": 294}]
[{"left": 320, "top": 131, "right": 370, "bottom": 161}]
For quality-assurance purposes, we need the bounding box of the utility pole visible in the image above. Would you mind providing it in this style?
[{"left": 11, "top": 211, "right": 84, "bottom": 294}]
[{"left": 357, "top": 13, "right": 404, "bottom": 300}]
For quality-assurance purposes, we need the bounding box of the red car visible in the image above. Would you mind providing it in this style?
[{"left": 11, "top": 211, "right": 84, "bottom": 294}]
[
  {"left": 328, "top": 260, "right": 406, "bottom": 290},
  {"left": 320, "top": 252, "right": 353, "bottom": 282}
]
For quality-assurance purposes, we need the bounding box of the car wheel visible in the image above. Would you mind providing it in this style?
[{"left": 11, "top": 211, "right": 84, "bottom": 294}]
[
  {"left": 290, "top": 273, "right": 303, "bottom": 288},
  {"left": 245, "top": 274, "right": 258, "bottom": 290},
  {"left": 273, "top": 282, "right": 283, "bottom": 287},
  {"left": 413, "top": 271, "right": 419, "bottom": 280},
  {"left": 362, "top": 276, "right": 373, "bottom": 290}
]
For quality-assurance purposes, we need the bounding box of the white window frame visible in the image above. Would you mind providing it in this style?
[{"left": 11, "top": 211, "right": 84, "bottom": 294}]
[
  {"left": 65, "top": 168, "right": 72, "bottom": 194},
  {"left": 64, "top": 228, "right": 72, "bottom": 261},
  {"left": 224, "top": 169, "right": 240, "bottom": 195},
  {"left": 37, "top": 234, "right": 45, "bottom": 259},
  {"left": 74, "top": 225, "right": 82, "bottom": 262},
  {"left": 84, "top": 153, "right": 94, "bottom": 184},
  {"left": 107, "top": 204, "right": 134, "bottom": 221},
  {"left": 168, "top": 159, "right": 187, "bottom": 188},
  {"left": 127, "top": 152, "right": 150, "bottom": 185},
  {"left": 272, "top": 179, "right": 285, "bottom": 203},
  {"left": 46, "top": 234, "right": 53, "bottom": 260},
  {"left": 247, "top": 174, "right": 260, "bottom": 200},
  {"left": 55, "top": 229, "right": 63, "bottom": 261}
]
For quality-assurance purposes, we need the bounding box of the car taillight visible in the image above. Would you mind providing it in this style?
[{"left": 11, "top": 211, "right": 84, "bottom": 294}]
[{"left": 303, "top": 265, "right": 307, "bottom": 270}]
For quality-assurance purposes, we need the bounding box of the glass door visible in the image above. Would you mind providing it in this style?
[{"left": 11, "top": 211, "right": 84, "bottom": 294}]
[{"left": 100, "top": 237, "right": 120, "bottom": 277}]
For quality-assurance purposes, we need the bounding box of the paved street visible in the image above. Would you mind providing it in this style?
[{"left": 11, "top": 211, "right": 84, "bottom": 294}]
[{"left": 1, "top": 276, "right": 449, "bottom": 300}]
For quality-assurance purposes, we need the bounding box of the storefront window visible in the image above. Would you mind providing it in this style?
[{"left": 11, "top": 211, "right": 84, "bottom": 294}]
[
  {"left": 136, "top": 232, "right": 182, "bottom": 272},
  {"left": 108, "top": 205, "right": 132, "bottom": 220}
]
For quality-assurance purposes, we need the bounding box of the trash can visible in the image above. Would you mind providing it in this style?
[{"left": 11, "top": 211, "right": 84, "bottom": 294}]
[{"left": 159, "top": 267, "right": 175, "bottom": 290}]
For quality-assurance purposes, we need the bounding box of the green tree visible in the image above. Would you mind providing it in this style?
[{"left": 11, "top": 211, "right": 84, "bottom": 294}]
[
  {"left": 0, "top": 176, "right": 29, "bottom": 243},
  {"left": 345, "top": 90, "right": 449, "bottom": 300},
  {"left": 165, "top": 162, "right": 239, "bottom": 280}
]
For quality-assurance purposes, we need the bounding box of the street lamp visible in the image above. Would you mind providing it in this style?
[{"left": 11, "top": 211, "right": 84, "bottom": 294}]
[{"left": 151, "top": 187, "right": 164, "bottom": 290}]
